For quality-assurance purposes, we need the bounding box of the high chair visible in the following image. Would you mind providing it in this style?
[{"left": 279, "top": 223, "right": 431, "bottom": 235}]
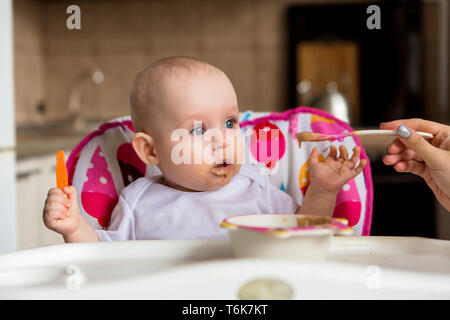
[{"left": 67, "top": 107, "right": 373, "bottom": 236}]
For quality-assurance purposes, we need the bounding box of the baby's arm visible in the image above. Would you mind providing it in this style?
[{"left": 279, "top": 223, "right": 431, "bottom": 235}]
[
  {"left": 43, "top": 186, "right": 99, "bottom": 243},
  {"left": 296, "top": 184, "right": 337, "bottom": 217},
  {"left": 297, "top": 145, "right": 367, "bottom": 216}
]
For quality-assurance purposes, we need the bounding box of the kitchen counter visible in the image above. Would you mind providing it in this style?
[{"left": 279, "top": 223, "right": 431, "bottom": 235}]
[
  {"left": 16, "top": 132, "right": 86, "bottom": 160},
  {"left": 15, "top": 119, "right": 106, "bottom": 159}
]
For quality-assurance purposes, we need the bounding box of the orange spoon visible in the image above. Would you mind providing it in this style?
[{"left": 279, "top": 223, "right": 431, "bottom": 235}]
[{"left": 56, "top": 150, "right": 69, "bottom": 189}]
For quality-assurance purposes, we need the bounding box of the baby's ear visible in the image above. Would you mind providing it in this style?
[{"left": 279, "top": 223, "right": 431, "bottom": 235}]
[{"left": 132, "top": 132, "right": 159, "bottom": 166}]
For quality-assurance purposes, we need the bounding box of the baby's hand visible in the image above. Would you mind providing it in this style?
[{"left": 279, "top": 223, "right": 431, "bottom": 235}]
[
  {"left": 309, "top": 145, "right": 367, "bottom": 195},
  {"left": 43, "top": 186, "right": 81, "bottom": 236}
]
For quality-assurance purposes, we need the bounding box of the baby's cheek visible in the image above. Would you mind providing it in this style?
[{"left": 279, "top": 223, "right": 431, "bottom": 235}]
[
  {"left": 235, "top": 134, "right": 245, "bottom": 164},
  {"left": 168, "top": 133, "right": 202, "bottom": 165},
  {"left": 225, "top": 129, "right": 244, "bottom": 164},
  {"left": 193, "top": 165, "right": 225, "bottom": 191},
  {"left": 165, "top": 163, "right": 207, "bottom": 190}
]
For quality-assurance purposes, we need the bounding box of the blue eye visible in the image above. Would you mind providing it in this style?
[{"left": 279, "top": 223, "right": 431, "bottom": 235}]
[
  {"left": 190, "top": 126, "right": 206, "bottom": 135},
  {"left": 225, "top": 119, "right": 236, "bottom": 129}
]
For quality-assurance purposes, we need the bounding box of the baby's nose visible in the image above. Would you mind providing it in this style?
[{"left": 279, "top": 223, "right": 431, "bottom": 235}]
[{"left": 212, "top": 137, "right": 229, "bottom": 151}]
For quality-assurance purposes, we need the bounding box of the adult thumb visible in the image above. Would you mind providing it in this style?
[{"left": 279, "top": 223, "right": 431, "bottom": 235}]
[{"left": 396, "top": 124, "right": 442, "bottom": 167}]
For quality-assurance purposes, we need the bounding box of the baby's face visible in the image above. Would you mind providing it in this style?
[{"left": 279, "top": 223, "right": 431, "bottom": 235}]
[{"left": 152, "top": 72, "right": 244, "bottom": 192}]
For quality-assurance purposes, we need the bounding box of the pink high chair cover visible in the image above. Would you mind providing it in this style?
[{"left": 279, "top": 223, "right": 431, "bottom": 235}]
[{"left": 67, "top": 107, "right": 373, "bottom": 235}]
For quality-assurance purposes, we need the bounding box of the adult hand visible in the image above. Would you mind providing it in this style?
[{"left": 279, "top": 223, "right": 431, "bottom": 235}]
[{"left": 380, "top": 118, "right": 450, "bottom": 211}]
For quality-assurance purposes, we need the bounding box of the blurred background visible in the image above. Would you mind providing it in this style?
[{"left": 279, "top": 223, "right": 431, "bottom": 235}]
[{"left": 0, "top": 0, "right": 448, "bottom": 252}]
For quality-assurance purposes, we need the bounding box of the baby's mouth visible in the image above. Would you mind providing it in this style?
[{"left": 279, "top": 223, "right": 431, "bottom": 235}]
[{"left": 211, "top": 161, "right": 233, "bottom": 176}]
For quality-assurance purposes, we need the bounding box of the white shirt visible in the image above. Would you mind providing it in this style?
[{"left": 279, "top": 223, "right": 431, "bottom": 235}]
[{"left": 95, "top": 164, "right": 299, "bottom": 241}]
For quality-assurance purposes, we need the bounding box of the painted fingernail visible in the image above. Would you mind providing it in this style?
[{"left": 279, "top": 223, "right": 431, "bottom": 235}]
[{"left": 396, "top": 124, "right": 411, "bottom": 139}]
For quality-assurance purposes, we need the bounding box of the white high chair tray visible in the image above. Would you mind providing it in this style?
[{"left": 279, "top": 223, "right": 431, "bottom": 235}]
[{"left": 1, "top": 236, "right": 449, "bottom": 299}]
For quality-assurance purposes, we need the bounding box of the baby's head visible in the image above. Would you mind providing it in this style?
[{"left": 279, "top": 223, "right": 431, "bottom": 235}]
[{"left": 130, "top": 56, "right": 244, "bottom": 192}]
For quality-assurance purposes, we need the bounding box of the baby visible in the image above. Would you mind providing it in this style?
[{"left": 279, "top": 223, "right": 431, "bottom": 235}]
[{"left": 43, "top": 56, "right": 367, "bottom": 242}]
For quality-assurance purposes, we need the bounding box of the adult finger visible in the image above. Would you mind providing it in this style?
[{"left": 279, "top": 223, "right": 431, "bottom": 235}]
[
  {"left": 395, "top": 124, "right": 444, "bottom": 168},
  {"left": 383, "top": 149, "right": 422, "bottom": 165},
  {"left": 380, "top": 118, "right": 441, "bottom": 135},
  {"left": 393, "top": 160, "right": 427, "bottom": 177},
  {"left": 386, "top": 138, "right": 408, "bottom": 155}
]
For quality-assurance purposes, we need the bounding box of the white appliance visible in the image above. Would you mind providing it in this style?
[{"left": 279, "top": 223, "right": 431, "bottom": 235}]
[{"left": 0, "top": 0, "right": 17, "bottom": 253}]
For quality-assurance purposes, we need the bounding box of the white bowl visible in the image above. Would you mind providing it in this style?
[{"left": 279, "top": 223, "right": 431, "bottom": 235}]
[{"left": 221, "top": 214, "right": 352, "bottom": 260}]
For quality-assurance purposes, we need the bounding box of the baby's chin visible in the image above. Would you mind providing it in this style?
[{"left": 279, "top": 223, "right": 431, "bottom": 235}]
[{"left": 185, "top": 163, "right": 241, "bottom": 192}]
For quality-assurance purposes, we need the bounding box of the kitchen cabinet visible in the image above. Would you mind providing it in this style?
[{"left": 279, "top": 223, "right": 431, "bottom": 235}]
[
  {"left": 288, "top": 2, "right": 424, "bottom": 127},
  {"left": 16, "top": 152, "right": 67, "bottom": 249},
  {"left": 296, "top": 41, "right": 360, "bottom": 123}
]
